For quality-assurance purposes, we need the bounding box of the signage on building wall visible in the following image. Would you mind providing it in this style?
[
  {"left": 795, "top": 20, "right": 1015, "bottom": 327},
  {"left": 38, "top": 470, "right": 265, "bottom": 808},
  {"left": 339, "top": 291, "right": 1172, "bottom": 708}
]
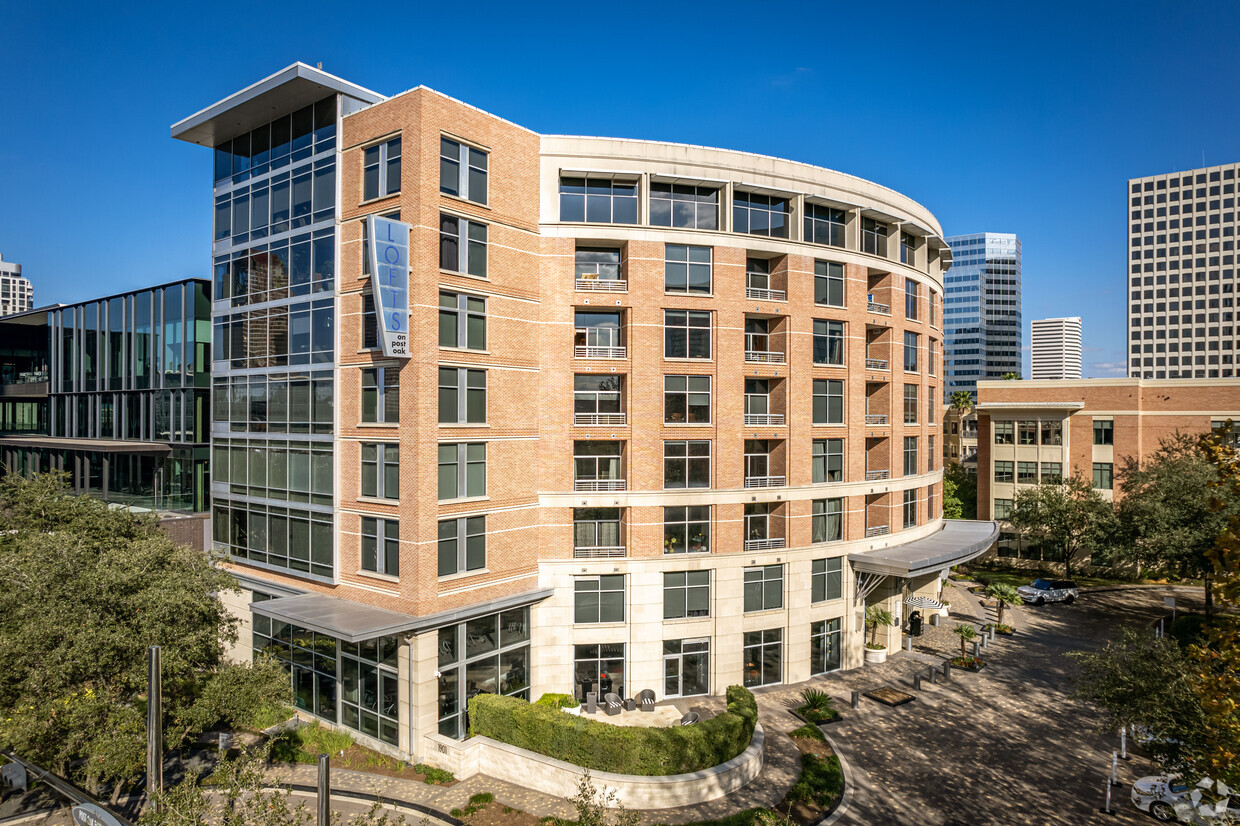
[{"left": 367, "top": 215, "right": 411, "bottom": 358}]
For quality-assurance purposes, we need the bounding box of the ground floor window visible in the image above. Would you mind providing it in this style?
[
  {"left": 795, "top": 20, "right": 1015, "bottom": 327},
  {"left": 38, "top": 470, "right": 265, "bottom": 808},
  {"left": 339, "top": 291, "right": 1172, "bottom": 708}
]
[
  {"left": 574, "top": 643, "right": 625, "bottom": 702},
  {"left": 663, "top": 638, "right": 709, "bottom": 697},
  {"left": 810, "top": 618, "right": 842, "bottom": 675},
  {"left": 743, "top": 628, "right": 782, "bottom": 687},
  {"left": 437, "top": 607, "right": 530, "bottom": 739}
]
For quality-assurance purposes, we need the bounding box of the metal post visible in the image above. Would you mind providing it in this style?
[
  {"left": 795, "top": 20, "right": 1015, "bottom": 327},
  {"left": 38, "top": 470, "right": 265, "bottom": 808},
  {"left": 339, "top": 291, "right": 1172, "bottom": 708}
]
[
  {"left": 913, "top": 674, "right": 922, "bottom": 691},
  {"left": 317, "top": 753, "right": 331, "bottom": 825},
  {"left": 988, "top": 626, "right": 995, "bottom": 642},
  {"left": 972, "top": 641, "right": 981, "bottom": 657},
  {"left": 1121, "top": 726, "right": 1128, "bottom": 760},
  {"left": 146, "top": 646, "right": 162, "bottom": 802},
  {"left": 1110, "top": 751, "right": 1120, "bottom": 786},
  {"left": 904, "top": 636, "right": 913, "bottom": 652},
  {"left": 850, "top": 690, "right": 860, "bottom": 710},
  {"left": 1101, "top": 777, "right": 1113, "bottom": 814},
  {"left": 943, "top": 661, "right": 951, "bottom": 681}
]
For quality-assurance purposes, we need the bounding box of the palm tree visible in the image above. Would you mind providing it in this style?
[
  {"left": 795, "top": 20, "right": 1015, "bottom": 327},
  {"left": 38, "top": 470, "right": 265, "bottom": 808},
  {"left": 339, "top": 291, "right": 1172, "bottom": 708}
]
[
  {"left": 950, "top": 390, "right": 973, "bottom": 410},
  {"left": 952, "top": 623, "right": 978, "bottom": 657},
  {"left": 985, "top": 582, "right": 1022, "bottom": 627},
  {"left": 864, "top": 604, "right": 896, "bottom": 648}
]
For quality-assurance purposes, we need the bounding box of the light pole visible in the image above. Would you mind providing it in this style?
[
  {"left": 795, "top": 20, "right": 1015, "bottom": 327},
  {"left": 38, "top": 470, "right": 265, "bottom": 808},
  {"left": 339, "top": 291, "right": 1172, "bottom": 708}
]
[{"left": 146, "top": 646, "right": 163, "bottom": 803}]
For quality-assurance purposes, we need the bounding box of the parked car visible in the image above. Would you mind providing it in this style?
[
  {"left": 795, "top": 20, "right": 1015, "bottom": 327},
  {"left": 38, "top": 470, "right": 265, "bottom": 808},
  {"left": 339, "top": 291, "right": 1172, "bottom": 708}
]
[
  {"left": 1132, "top": 775, "right": 1240, "bottom": 823},
  {"left": 1016, "top": 578, "right": 1078, "bottom": 605}
]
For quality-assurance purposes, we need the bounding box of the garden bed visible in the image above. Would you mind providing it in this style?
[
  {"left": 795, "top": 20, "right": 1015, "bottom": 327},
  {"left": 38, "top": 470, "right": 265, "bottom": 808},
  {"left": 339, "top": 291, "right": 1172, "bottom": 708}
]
[
  {"left": 269, "top": 722, "right": 456, "bottom": 785},
  {"left": 950, "top": 656, "right": 986, "bottom": 672},
  {"left": 981, "top": 622, "right": 1016, "bottom": 636}
]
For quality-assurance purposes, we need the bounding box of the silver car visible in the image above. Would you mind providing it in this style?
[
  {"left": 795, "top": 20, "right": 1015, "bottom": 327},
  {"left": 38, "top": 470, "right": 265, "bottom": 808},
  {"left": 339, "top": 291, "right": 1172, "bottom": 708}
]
[
  {"left": 1016, "top": 578, "right": 1078, "bottom": 605},
  {"left": 1131, "top": 775, "right": 1240, "bottom": 823}
]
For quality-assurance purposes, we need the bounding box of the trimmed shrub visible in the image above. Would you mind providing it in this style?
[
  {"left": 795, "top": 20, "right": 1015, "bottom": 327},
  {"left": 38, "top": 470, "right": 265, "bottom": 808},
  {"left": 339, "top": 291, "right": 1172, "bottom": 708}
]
[
  {"left": 470, "top": 685, "right": 758, "bottom": 776},
  {"left": 534, "top": 692, "right": 580, "bottom": 710}
]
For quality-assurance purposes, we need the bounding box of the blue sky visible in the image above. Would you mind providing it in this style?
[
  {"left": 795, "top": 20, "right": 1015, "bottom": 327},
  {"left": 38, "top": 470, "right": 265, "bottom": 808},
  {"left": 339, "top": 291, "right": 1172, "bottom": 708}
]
[{"left": 3, "top": 0, "right": 1238, "bottom": 377}]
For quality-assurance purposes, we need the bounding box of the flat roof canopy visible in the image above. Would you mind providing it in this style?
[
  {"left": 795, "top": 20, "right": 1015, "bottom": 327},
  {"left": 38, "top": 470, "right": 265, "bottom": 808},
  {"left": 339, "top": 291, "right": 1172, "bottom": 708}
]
[
  {"left": 0, "top": 436, "right": 173, "bottom": 455},
  {"left": 251, "top": 587, "right": 553, "bottom": 643},
  {"left": 849, "top": 519, "right": 1000, "bottom": 579}
]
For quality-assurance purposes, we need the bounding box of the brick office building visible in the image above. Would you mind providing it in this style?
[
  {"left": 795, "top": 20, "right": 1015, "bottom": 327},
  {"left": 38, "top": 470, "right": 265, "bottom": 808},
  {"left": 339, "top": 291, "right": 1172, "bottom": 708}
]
[{"left": 173, "top": 63, "right": 997, "bottom": 762}]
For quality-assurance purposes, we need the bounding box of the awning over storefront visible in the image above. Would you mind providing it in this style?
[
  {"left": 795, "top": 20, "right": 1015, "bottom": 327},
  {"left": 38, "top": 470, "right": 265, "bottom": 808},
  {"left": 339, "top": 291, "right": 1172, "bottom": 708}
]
[
  {"left": 849, "top": 519, "right": 1000, "bottom": 580},
  {"left": 0, "top": 436, "right": 173, "bottom": 455},
  {"left": 250, "top": 587, "right": 554, "bottom": 644}
]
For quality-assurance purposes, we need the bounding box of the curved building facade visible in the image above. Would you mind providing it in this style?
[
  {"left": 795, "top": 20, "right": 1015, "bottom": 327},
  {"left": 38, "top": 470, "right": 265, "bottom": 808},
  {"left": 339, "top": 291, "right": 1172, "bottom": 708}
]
[{"left": 174, "top": 63, "right": 996, "bottom": 763}]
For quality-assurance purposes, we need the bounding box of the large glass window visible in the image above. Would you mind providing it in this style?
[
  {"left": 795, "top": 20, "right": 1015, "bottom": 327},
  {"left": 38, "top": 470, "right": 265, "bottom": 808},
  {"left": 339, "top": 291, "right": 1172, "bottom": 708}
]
[
  {"left": 439, "top": 214, "right": 487, "bottom": 277},
  {"left": 439, "top": 292, "right": 486, "bottom": 350},
  {"left": 575, "top": 575, "right": 624, "bottom": 623},
  {"left": 861, "top": 217, "right": 888, "bottom": 256},
  {"left": 663, "top": 506, "right": 709, "bottom": 554},
  {"left": 664, "top": 310, "right": 711, "bottom": 359},
  {"left": 361, "top": 517, "right": 399, "bottom": 577},
  {"left": 440, "top": 137, "right": 487, "bottom": 204},
  {"left": 438, "top": 367, "right": 486, "bottom": 424},
  {"left": 651, "top": 183, "right": 718, "bottom": 229},
  {"left": 559, "top": 177, "right": 637, "bottom": 224},
  {"left": 337, "top": 638, "right": 399, "bottom": 746},
  {"left": 743, "top": 564, "right": 783, "bottom": 612},
  {"left": 1093, "top": 462, "right": 1114, "bottom": 490},
  {"left": 663, "top": 639, "right": 710, "bottom": 698},
  {"left": 904, "top": 384, "right": 919, "bottom": 425},
  {"left": 1041, "top": 461, "right": 1063, "bottom": 482},
  {"left": 995, "top": 461, "right": 1014, "bottom": 483},
  {"left": 436, "top": 608, "right": 530, "bottom": 738},
  {"left": 814, "top": 260, "right": 845, "bottom": 306},
  {"left": 743, "top": 629, "right": 782, "bottom": 687},
  {"left": 664, "top": 440, "right": 710, "bottom": 489},
  {"left": 573, "top": 643, "right": 624, "bottom": 703},
  {"left": 664, "top": 245, "right": 712, "bottom": 294},
  {"left": 994, "top": 421, "right": 1014, "bottom": 445},
  {"left": 361, "top": 366, "right": 399, "bottom": 423},
  {"left": 734, "top": 192, "right": 789, "bottom": 238},
  {"left": 575, "top": 311, "right": 624, "bottom": 354},
  {"left": 1018, "top": 461, "right": 1038, "bottom": 484},
  {"left": 904, "top": 436, "right": 919, "bottom": 476},
  {"left": 664, "top": 571, "right": 710, "bottom": 619},
  {"left": 664, "top": 375, "right": 710, "bottom": 424},
  {"left": 361, "top": 443, "right": 399, "bottom": 500},
  {"left": 574, "top": 375, "right": 623, "bottom": 422},
  {"left": 1041, "top": 419, "right": 1063, "bottom": 445},
  {"left": 438, "top": 515, "right": 486, "bottom": 576},
  {"left": 903, "top": 489, "right": 917, "bottom": 528},
  {"left": 813, "top": 379, "right": 844, "bottom": 424},
  {"left": 363, "top": 137, "right": 401, "bottom": 200},
  {"left": 810, "top": 619, "right": 842, "bottom": 675},
  {"left": 574, "top": 441, "right": 623, "bottom": 487},
  {"left": 575, "top": 247, "right": 623, "bottom": 284},
  {"left": 811, "top": 556, "right": 843, "bottom": 602},
  {"left": 813, "top": 320, "right": 845, "bottom": 365},
  {"left": 574, "top": 508, "right": 622, "bottom": 556},
  {"left": 805, "top": 204, "right": 845, "bottom": 247},
  {"left": 1018, "top": 421, "right": 1038, "bottom": 446},
  {"left": 993, "top": 498, "right": 1014, "bottom": 520},
  {"left": 812, "top": 499, "right": 843, "bottom": 544},
  {"left": 1093, "top": 420, "right": 1113, "bottom": 445},
  {"left": 904, "top": 332, "right": 919, "bottom": 372},
  {"left": 438, "top": 442, "right": 486, "bottom": 500},
  {"left": 905, "top": 278, "right": 920, "bottom": 320},
  {"left": 813, "top": 439, "right": 844, "bottom": 483}
]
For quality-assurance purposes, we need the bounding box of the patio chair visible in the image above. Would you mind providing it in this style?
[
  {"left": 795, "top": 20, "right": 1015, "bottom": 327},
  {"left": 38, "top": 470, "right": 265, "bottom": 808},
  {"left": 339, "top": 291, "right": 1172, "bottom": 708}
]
[
  {"left": 604, "top": 692, "right": 623, "bottom": 716},
  {"left": 637, "top": 689, "right": 656, "bottom": 712},
  {"left": 679, "top": 711, "right": 700, "bottom": 726}
]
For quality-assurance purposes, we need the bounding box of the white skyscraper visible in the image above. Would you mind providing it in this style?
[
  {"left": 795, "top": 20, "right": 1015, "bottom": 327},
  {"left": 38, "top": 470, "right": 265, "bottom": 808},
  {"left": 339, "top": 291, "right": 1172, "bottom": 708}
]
[
  {"left": 0, "top": 255, "right": 32, "bottom": 317},
  {"left": 1030, "top": 316, "right": 1082, "bottom": 379}
]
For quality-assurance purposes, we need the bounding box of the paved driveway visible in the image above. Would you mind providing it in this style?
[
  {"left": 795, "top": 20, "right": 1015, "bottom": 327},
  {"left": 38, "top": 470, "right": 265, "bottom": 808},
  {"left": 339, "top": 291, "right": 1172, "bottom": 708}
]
[{"left": 811, "top": 585, "right": 1203, "bottom": 826}]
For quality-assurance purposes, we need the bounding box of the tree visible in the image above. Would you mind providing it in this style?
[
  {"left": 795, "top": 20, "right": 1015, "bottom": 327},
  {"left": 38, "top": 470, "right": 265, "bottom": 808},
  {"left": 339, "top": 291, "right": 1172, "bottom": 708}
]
[
  {"left": 1001, "top": 372, "right": 1020, "bottom": 380},
  {"left": 1114, "top": 432, "right": 1237, "bottom": 617},
  {"left": 863, "top": 605, "right": 896, "bottom": 649},
  {"left": 1007, "top": 474, "right": 1116, "bottom": 579},
  {"left": 942, "top": 473, "right": 964, "bottom": 519},
  {"left": 563, "top": 771, "right": 640, "bottom": 826},
  {"left": 0, "top": 473, "right": 291, "bottom": 797},
  {"left": 950, "top": 390, "right": 974, "bottom": 410},
  {"left": 951, "top": 623, "right": 977, "bottom": 657},
  {"left": 984, "top": 583, "right": 1021, "bottom": 626},
  {"left": 943, "top": 463, "right": 977, "bottom": 520}
]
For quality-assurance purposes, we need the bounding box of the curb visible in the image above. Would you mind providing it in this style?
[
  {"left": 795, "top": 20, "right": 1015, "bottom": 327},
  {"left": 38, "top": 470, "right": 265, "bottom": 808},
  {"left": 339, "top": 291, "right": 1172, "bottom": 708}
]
[
  {"left": 814, "top": 724, "right": 854, "bottom": 825},
  {"left": 278, "top": 783, "right": 463, "bottom": 825}
]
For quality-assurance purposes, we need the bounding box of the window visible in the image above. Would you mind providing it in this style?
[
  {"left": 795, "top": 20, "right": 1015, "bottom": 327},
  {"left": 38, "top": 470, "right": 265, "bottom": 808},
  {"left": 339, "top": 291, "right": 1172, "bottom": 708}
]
[
  {"left": 901, "top": 234, "right": 916, "bottom": 266},
  {"left": 903, "top": 384, "right": 919, "bottom": 425},
  {"left": 663, "top": 639, "right": 710, "bottom": 697},
  {"left": 574, "top": 575, "right": 624, "bottom": 623},
  {"left": 1041, "top": 462, "right": 1062, "bottom": 482},
  {"left": 994, "top": 461, "right": 1014, "bottom": 483},
  {"left": 438, "top": 367, "right": 486, "bottom": 424},
  {"left": 664, "top": 506, "right": 709, "bottom": 554},
  {"left": 1041, "top": 420, "right": 1063, "bottom": 445},
  {"left": 440, "top": 137, "right": 487, "bottom": 204},
  {"left": 744, "top": 439, "right": 773, "bottom": 482},
  {"left": 812, "top": 439, "right": 843, "bottom": 483},
  {"left": 361, "top": 366, "right": 399, "bottom": 423},
  {"left": 439, "top": 214, "right": 487, "bottom": 277},
  {"left": 994, "top": 422, "right": 1014, "bottom": 445},
  {"left": 734, "top": 192, "right": 789, "bottom": 238},
  {"left": 928, "top": 435, "right": 936, "bottom": 471},
  {"left": 438, "top": 443, "right": 486, "bottom": 500},
  {"left": 574, "top": 375, "right": 623, "bottom": 422},
  {"left": 805, "top": 204, "right": 845, "bottom": 247},
  {"left": 930, "top": 290, "right": 938, "bottom": 327},
  {"left": 1093, "top": 420, "right": 1114, "bottom": 445},
  {"left": 743, "top": 629, "right": 782, "bottom": 687},
  {"left": 1018, "top": 461, "right": 1038, "bottom": 484},
  {"left": 1093, "top": 462, "right": 1114, "bottom": 490},
  {"left": 812, "top": 500, "right": 843, "bottom": 544},
  {"left": 904, "top": 332, "right": 919, "bottom": 372},
  {"left": 993, "top": 498, "right": 1014, "bottom": 520},
  {"left": 810, "top": 618, "right": 842, "bottom": 675},
  {"left": 361, "top": 517, "right": 399, "bottom": 576},
  {"left": 745, "top": 379, "right": 773, "bottom": 420},
  {"left": 436, "top": 608, "right": 530, "bottom": 738},
  {"left": 904, "top": 436, "right": 918, "bottom": 476},
  {"left": 664, "top": 310, "right": 711, "bottom": 359},
  {"left": 573, "top": 643, "right": 625, "bottom": 702},
  {"left": 813, "top": 320, "right": 844, "bottom": 365},
  {"left": 927, "top": 485, "right": 937, "bottom": 518},
  {"left": 813, "top": 379, "right": 844, "bottom": 424},
  {"left": 361, "top": 443, "right": 399, "bottom": 499},
  {"left": 362, "top": 293, "right": 378, "bottom": 349},
  {"left": 814, "top": 261, "right": 845, "bottom": 306},
  {"left": 746, "top": 258, "right": 772, "bottom": 294},
  {"left": 651, "top": 183, "right": 718, "bottom": 229},
  {"left": 905, "top": 278, "right": 920, "bottom": 320},
  {"left": 1018, "top": 421, "right": 1038, "bottom": 446},
  {"left": 575, "top": 247, "right": 623, "bottom": 283},
  {"left": 861, "top": 217, "right": 888, "bottom": 256},
  {"left": 664, "top": 375, "right": 710, "bottom": 424},
  {"left": 575, "top": 441, "right": 623, "bottom": 487},
  {"left": 811, "top": 557, "right": 843, "bottom": 602},
  {"left": 743, "top": 565, "right": 783, "bottom": 612},
  {"left": 363, "top": 137, "right": 401, "bottom": 200},
  {"left": 665, "top": 245, "right": 712, "bottom": 294},
  {"left": 559, "top": 177, "right": 637, "bottom": 224},
  {"left": 903, "top": 489, "right": 917, "bottom": 528},
  {"left": 664, "top": 440, "right": 710, "bottom": 489},
  {"left": 439, "top": 292, "right": 486, "bottom": 350},
  {"left": 664, "top": 571, "right": 710, "bottom": 619},
  {"left": 745, "top": 502, "right": 776, "bottom": 545},
  {"left": 573, "top": 508, "right": 622, "bottom": 556},
  {"left": 438, "top": 516, "right": 485, "bottom": 576},
  {"left": 575, "top": 311, "right": 623, "bottom": 354}
]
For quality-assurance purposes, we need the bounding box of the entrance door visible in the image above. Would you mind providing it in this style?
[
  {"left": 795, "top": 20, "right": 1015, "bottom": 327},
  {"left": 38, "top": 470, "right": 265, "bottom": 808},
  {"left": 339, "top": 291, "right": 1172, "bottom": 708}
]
[{"left": 663, "top": 638, "right": 710, "bottom": 697}]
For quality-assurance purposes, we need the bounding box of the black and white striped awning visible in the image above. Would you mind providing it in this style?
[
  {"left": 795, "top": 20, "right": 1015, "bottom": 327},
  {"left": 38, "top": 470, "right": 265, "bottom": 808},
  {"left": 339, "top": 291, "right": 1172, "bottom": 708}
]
[{"left": 903, "top": 595, "right": 945, "bottom": 610}]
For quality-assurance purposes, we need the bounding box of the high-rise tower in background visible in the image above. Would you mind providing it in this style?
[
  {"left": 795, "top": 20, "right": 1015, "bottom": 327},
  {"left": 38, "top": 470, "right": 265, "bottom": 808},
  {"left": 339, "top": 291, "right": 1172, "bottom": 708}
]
[
  {"left": 0, "top": 255, "right": 33, "bottom": 316},
  {"left": 943, "top": 233, "right": 1022, "bottom": 398},
  {"left": 1030, "top": 317, "right": 1082, "bottom": 379},
  {"left": 1127, "top": 162, "right": 1240, "bottom": 379}
]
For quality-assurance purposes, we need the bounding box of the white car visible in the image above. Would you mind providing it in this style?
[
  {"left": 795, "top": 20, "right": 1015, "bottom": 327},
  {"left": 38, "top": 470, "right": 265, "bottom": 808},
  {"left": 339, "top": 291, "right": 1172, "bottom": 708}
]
[
  {"left": 1132, "top": 775, "right": 1240, "bottom": 823},
  {"left": 1016, "top": 578, "right": 1078, "bottom": 605}
]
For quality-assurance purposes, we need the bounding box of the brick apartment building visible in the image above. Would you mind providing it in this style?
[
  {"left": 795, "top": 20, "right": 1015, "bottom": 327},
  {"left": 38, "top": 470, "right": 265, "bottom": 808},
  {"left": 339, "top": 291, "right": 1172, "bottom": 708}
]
[{"left": 173, "top": 63, "right": 997, "bottom": 762}]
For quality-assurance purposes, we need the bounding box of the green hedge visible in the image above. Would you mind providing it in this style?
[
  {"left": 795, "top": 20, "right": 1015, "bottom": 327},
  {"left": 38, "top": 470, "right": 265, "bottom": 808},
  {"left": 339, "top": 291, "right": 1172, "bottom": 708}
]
[{"left": 469, "top": 685, "right": 757, "bottom": 776}]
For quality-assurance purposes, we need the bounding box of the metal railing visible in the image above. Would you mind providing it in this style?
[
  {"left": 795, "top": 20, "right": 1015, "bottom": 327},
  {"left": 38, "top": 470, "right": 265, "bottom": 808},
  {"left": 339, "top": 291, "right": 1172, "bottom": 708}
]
[
  {"left": 746, "top": 286, "right": 786, "bottom": 301},
  {"left": 865, "top": 414, "right": 888, "bottom": 425},
  {"left": 574, "top": 345, "right": 627, "bottom": 359},
  {"left": 574, "top": 413, "right": 626, "bottom": 426},
  {"left": 865, "top": 358, "right": 889, "bottom": 370},
  {"left": 744, "top": 537, "right": 786, "bottom": 552},
  {"left": 744, "top": 413, "right": 785, "bottom": 426},
  {"left": 573, "top": 478, "right": 627, "bottom": 492},
  {"left": 865, "top": 525, "right": 890, "bottom": 537},
  {"left": 573, "top": 546, "right": 626, "bottom": 559},
  {"left": 865, "top": 470, "right": 890, "bottom": 481},
  {"left": 744, "top": 475, "right": 786, "bottom": 488},
  {"left": 576, "top": 278, "right": 627, "bottom": 292},
  {"left": 745, "top": 350, "right": 786, "bottom": 364},
  {"left": 867, "top": 301, "right": 891, "bottom": 315}
]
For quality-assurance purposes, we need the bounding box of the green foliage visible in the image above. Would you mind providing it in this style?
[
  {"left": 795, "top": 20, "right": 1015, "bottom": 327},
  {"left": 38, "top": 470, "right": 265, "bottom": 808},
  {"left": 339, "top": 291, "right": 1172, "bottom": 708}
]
[
  {"left": 269, "top": 722, "right": 355, "bottom": 765},
  {"left": 0, "top": 472, "right": 292, "bottom": 792},
  {"left": 555, "top": 771, "right": 640, "bottom": 826},
  {"left": 470, "top": 687, "right": 757, "bottom": 776},
  {"left": 984, "top": 582, "right": 1022, "bottom": 626},
  {"left": 1167, "top": 614, "right": 1208, "bottom": 649},
  {"left": 950, "top": 390, "right": 974, "bottom": 410},
  {"left": 414, "top": 763, "right": 456, "bottom": 785},
  {"left": 796, "top": 688, "right": 838, "bottom": 724},
  {"left": 943, "top": 463, "right": 977, "bottom": 520},
  {"left": 1001, "top": 372, "right": 1020, "bottom": 380},
  {"left": 786, "top": 753, "right": 844, "bottom": 809},
  {"left": 951, "top": 623, "right": 978, "bottom": 657},
  {"left": 534, "top": 692, "right": 580, "bottom": 710},
  {"left": 451, "top": 792, "right": 495, "bottom": 819},
  {"left": 239, "top": 704, "right": 298, "bottom": 733},
  {"left": 788, "top": 724, "right": 825, "bottom": 741},
  {"left": 864, "top": 604, "right": 896, "bottom": 647},
  {"left": 1007, "top": 473, "right": 1117, "bottom": 578}
]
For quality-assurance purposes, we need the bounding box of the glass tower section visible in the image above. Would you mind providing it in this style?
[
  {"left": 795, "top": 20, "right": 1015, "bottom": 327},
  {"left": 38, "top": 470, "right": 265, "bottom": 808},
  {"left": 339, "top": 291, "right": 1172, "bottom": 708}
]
[{"left": 944, "top": 232, "right": 1022, "bottom": 399}]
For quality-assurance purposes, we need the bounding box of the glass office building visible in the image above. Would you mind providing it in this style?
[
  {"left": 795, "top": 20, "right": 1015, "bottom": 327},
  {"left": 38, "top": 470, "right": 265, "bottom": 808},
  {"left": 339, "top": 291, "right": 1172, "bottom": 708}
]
[{"left": 944, "top": 232, "right": 1023, "bottom": 399}]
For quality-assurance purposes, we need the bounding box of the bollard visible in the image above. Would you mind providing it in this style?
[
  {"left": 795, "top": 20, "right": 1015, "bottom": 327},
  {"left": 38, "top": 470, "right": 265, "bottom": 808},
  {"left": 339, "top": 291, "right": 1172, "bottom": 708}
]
[
  {"left": 979, "top": 635, "right": 988, "bottom": 649},
  {"left": 1100, "top": 777, "right": 1114, "bottom": 814},
  {"left": 929, "top": 666, "right": 939, "bottom": 684},
  {"left": 317, "top": 753, "right": 331, "bottom": 826},
  {"left": 943, "top": 661, "right": 952, "bottom": 681},
  {"left": 988, "top": 626, "right": 995, "bottom": 642},
  {"left": 904, "top": 636, "right": 913, "bottom": 652},
  {"left": 851, "top": 690, "right": 860, "bottom": 710},
  {"left": 929, "top": 612, "right": 941, "bottom": 627},
  {"left": 972, "top": 641, "right": 981, "bottom": 657},
  {"left": 1110, "top": 751, "right": 1120, "bottom": 787},
  {"left": 1121, "top": 726, "right": 1128, "bottom": 760},
  {"left": 913, "top": 674, "right": 922, "bottom": 691}
]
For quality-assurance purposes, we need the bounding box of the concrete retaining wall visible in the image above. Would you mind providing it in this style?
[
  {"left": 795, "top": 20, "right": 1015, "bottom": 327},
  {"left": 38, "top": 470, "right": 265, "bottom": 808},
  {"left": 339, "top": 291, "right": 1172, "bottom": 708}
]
[{"left": 422, "top": 723, "right": 765, "bottom": 809}]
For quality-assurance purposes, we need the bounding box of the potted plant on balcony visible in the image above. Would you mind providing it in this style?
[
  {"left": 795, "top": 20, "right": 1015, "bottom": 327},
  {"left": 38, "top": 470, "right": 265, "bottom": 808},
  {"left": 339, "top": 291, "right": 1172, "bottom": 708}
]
[{"left": 864, "top": 604, "right": 897, "bottom": 664}]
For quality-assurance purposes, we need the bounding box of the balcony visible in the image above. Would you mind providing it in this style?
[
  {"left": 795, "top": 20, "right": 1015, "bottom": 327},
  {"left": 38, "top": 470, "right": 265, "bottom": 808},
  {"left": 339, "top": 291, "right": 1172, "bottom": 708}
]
[
  {"left": 576, "top": 278, "right": 627, "bottom": 292},
  {"left": 867, "top": 301, "right": 891, "bottom": 315},
  {"left": 575, "top": 345, "right": 627, "bottom": 359},
  {"left": 573, "top": 479, "right": 627, "bottom": 492},
  {"left": 744, "top": 413, "right": 785, "bottom": 426},
  {"left": 865, "top": 470, "right": 890, "bottom": 481},
  {"left": 744, "top": 537, "right": 786, "bottom": 552},
  {"left": 746, "top": 286, "right": 786, "bottom": 302},
  {"left": 573, "top": 546, "right": 626, "bottom": 559},
  {"left": 865, "top": 525, "right": 890, "bottom": 537},
  {"left": 865, "top": 414, "right": 888, "bottom": 425},
  {"left": 745, "top": 350, "right": 786, "bottom": 364},
  {"left": 574, "top": 413, "right": 626, "bottom": 426},
  {"left": 865, "top": 358, "right": 889, "bottom": 371},
  {"left": 744, "top": 475, "right": 786, "bottom": 489}
]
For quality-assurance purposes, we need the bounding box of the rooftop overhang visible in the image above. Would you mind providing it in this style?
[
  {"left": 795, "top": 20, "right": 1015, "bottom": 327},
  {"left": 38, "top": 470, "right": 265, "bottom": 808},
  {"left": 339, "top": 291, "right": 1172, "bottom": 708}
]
[
  {"left": 849, "top": 519, "right": 1000, "bottom": 579},
  {"left": 171, "top": 62, "right": 385, "bottom": 148},
  {"left": 250, "top": 587, "right": 554, "bottom": 643},
  {"left": 0, "top": 436, "right": 173, "bottom": 455},
  {"left": 974, "top": 401, "right": 1085, "bottom": 414}
]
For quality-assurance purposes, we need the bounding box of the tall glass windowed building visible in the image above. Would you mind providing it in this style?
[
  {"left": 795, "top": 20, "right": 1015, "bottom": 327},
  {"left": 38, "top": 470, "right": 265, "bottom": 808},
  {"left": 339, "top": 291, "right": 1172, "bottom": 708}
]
[{"left": 943, "top": 232, "right": 1023, "bottom": 399}]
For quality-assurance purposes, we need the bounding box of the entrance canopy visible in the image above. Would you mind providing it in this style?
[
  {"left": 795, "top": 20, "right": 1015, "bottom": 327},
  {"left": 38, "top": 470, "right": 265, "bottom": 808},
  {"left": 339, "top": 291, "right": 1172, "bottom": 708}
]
[{"left": 849, "top": 519, "right": 1000, "bottom": 579}]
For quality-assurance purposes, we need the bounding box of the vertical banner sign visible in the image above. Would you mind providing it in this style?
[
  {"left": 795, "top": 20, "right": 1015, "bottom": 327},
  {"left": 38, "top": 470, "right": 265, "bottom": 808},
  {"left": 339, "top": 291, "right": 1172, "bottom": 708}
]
[{"left": 368, "top": 215, "right": 411, "bottom": 358}]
